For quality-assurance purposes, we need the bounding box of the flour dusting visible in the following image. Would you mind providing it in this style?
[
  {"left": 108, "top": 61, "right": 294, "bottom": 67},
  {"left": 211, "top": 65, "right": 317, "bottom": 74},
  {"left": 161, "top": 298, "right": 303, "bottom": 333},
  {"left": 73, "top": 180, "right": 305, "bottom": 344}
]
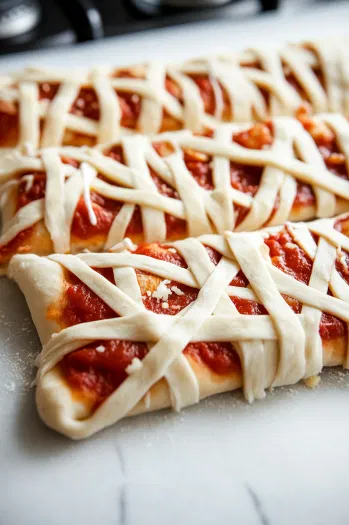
[{"left": 0, "top": 311, "right": 38, "bottom": 395}]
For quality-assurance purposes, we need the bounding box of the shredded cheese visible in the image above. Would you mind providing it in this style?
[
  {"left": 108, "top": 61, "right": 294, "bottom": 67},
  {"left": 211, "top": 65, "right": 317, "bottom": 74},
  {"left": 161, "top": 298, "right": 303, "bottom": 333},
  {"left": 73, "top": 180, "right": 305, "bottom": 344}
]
[
  {"left": 152, "top": 279, "right": 172, "bottom": 302},
  {"left": 171, "top": 285, "right": 184, "bottom": 296},
  {"left": 126, "top": 357, "right": 143, "bottom": 375}
]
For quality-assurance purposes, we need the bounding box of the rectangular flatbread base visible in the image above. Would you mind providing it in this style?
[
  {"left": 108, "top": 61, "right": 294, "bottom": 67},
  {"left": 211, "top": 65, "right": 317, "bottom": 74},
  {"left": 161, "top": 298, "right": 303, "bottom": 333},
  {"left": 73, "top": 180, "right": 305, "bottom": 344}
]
[{"left": 8, "top": 212, "right": 349, "bottom": 439}]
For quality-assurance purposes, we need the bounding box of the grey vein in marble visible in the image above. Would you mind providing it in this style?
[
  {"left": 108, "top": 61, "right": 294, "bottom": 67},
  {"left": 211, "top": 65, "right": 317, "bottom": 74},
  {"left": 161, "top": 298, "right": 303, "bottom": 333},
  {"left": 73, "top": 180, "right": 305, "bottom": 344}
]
[
  {"left": 116, "top": 442, "right": 127, "bottom": 525},
  {"left": 245, "top": 483, "right": 270, "bottom": 525}
]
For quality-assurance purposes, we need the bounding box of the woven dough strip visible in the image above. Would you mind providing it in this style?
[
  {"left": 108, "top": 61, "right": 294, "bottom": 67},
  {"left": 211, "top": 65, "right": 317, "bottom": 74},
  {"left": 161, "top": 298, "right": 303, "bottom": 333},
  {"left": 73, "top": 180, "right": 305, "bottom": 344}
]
[
  {"left": 8, "top": 212, "right": 349, "bottom": 438},
  {"left": 0, "top": 38, "right": 348, "bottom": 149},
  {"left": 1, "top": 113, "right": 349, "bottom": 272}
]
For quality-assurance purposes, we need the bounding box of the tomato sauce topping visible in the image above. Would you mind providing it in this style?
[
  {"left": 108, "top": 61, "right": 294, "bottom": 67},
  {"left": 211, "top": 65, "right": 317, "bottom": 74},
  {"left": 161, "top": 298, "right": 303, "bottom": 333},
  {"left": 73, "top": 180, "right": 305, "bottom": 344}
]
[
  {"left": 134, "top": 242, "right": 187, "bottom": 268},
  {"left": 265, "top": 228, "right": 346, "bottom": 340},
  {"left": 232, "top": 121, "right": 318, "bottom": 221},
  {"left": 61, "top": 268, "right": 117, "bottom": 327},
  {"left": 165, "top": 73, "right": 231, "bottom": 119},
  {"left": 283, "top": 61, "right": 325, "bottom": 104},
  {"left": 334, "top": 217, "right": 349, "bottom": 292},
  {"left": 38, "top": 77, "right": 142, "bottom": 131},
  {"left": 297, "top": 107, "right": 348, "bottom": 180},
  {"left": 190, "top": 74, "right": 231, "bottom": 119},
  {"left": 165, "top": 76, "right": 182, "bottom": 101},
  {"left": 184, "top": 148, "right": 213, "bottom": 190},
  {"left": 9, "top": 115, "right": 342, "bottom": 255},
  {"left": 59, "top": 225, "right": 348, "bottom": 408},
  {"left": 17, "top": 173, "right": 46, "bottom": 209},
  {"left": 0, "top": 171, "right": 47, "bottom": 265},
  {"left": 61, "top": 340, "right": 148, "bottom": 412},
  {"left": 72, "top": 192, "right": 125, "bottom": 239},
  {"left": 153, "top": 140, "right": 214, "bottom": 191},
  {"left": 185, "top": 342, "right": 240, "bottom": 376},
  {"left": 0, "top": 227, "right": 34, "bottom": 265},
  {"left": 231, "top": 123, "right": 273, "bottom": 224},
  {"left": 205, "top": 244, "right": 266, "bottom": 315},
  {"left": 102, "top": 143, "right": 187, "bottom": 240},
  {"left": 0, "top": 99, "right": 19, "bottom": 147},
  {"left": 335, "top": 215, "right": 349, "bottom": 239},
  {"left": 59, "top": 244, "right": 241, "bottom": 407}
]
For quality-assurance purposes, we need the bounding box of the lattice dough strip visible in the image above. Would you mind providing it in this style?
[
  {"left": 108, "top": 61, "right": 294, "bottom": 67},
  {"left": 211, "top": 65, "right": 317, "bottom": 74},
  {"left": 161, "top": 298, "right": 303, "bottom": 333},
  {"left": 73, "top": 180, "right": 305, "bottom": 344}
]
[
  {"left": 9, "top": 212, "right": 349, "bottom": 438},
  {"left": 19, "top": 81, "right": 40, "bottom": 148},
  {"left": 1, "top": 38, "right": 348, "bottom": 149},
  {"left": 2, "top": 115, "right": 349, "bottom": 262}
]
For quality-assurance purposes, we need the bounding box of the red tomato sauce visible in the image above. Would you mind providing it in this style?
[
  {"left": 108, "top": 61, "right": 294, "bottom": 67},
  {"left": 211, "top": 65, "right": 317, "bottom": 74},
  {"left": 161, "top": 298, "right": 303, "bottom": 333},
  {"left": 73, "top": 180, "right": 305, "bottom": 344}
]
[
  {"left": 189, "top": 74, "right": 231, "bottom": 119},
  {"left": 0, "top": 172, "right": 47, "bottom": 264},
  {"left": 134, "top": 242, "right": 187, "bottom": 268},
  {"left": 232, "top": 121, "right": 317, "bottom": 221},
  {"left": 165, "top": 76, "right": 182, "bottom": 102},
  {"left": 59, "top": 244, "right": 241, "bottom": 407},
  {"left": 0, "top": 227, "right": 34, "bottom": 265},
  {"left": 38, "top": 79, "right": 142, "bottom": 130},
  {"left": 207, "top": 232, "right": 346, "bottom": 336},
  {"left": 103, "top": 143, "right": 186, "bottom": 239},
  {"left": 334, "top": 217, "right": 349, "bottom": 294},
  {"left": 184, "top": 149, "right": 213, "bottom": 190},
  {"left": 71, "top": 192, "right": 186, "bottom": 241},
  {"left": 60, "top": 246, "right": 203, "bottom": 408},
  {"left": 61, "top": 340, "right": 148, "bottom": 412},
  {"left": 335, "top": 216, "right": 349, "bottom": 240},
  {"left": 265, "top": 228, "right": 346, "bottom": 339},
  {"left": 59, "top": 227, "right": 347, "bottom": 408},
  {"left": 185, "top": 342, "right": 240, "bottom": 376},
  {"left": 17, "top": 173, "right": 46, "bottom": 210},
  {"left": 103, "top": 144, "right": 125, "bottom": 164},
  {"left": 0, "top": 99, "right": 19, "bottom": 147},
  {"left": 297, "top": 107, "right": 348, "bottom": 180},
  {"left": 232, "top": 123, "right": 273, "bottom": 224},
  {"left": 205, "top": 244, "right": 267, "bottom": 315},
  {"left": 284, "top": 63, "right": 325, "bottom": 104},
  {"left": 61, "top": 268, "right": 117, "bottom": 326},
  {"left": 71, "top": 192, "right": 125, "bottom": 239},
  {"left": 140, "top": 276, "right": 199, "bottom": 315},
  {"left": 165, "top": 73, "right": 231, "bottom": 119}
]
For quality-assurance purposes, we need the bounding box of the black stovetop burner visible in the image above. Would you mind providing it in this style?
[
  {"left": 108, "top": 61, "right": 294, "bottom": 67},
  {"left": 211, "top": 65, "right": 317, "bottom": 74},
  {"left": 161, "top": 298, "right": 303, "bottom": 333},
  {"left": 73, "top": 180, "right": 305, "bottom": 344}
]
[{"left": 0, "top": 0, "right": 279, "bottom": 55}]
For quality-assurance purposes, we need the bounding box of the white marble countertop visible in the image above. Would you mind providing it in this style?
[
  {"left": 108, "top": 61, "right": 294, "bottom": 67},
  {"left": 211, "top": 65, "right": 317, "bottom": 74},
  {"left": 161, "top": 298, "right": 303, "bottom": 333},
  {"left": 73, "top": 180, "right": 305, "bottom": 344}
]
[{"left": 2, "top": 2, "right": 349, "bottom": 524}]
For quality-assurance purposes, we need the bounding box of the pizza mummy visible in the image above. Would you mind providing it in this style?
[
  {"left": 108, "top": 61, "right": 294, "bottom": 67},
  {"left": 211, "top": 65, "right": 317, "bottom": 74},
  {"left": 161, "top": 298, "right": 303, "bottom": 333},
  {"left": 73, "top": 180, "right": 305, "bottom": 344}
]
[
  {"left": 0, "top": 38, "right": 348, "bottom": 149},
  {"left": 9, "top": 212, "right": 349, "bottom": 439},
  {"left": 1, "top": 111, "right": 349, "bottom": 273}
]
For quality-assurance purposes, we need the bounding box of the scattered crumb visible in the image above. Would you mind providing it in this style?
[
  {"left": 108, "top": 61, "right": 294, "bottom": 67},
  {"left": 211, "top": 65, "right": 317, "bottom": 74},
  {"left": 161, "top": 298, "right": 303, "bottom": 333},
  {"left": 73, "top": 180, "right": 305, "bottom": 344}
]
[
  {"left": 304, "top": 375, "right": 321, "bottom": 389},
  {"left": 0, "top": 313, "right": 37, "bottom": 395},
  {"left": 4, "top": 381, "right": 16, "bottom": 392}
]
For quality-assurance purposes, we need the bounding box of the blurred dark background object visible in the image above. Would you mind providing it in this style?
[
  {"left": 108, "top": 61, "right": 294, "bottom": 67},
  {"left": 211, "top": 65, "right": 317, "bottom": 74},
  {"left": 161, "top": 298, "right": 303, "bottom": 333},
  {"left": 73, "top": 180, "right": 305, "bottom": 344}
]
[
  {"left": 0, "top": 0, "right": 280, "bottom": 54},
  {"left": 0, "top": 0, "right": 343, "bottom": 55}
]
